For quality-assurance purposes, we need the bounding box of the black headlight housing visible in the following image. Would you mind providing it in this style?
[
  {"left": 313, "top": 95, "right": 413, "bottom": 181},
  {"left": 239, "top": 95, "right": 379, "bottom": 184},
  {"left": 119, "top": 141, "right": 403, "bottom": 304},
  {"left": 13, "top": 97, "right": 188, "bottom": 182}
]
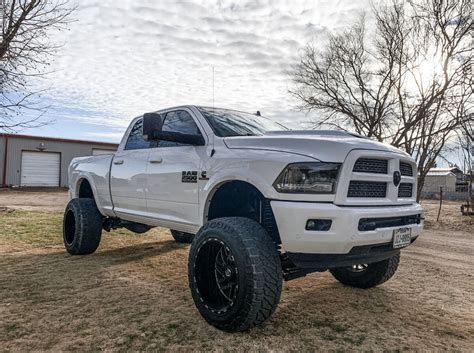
[{"left": 273, "top": 162, "right": 341, "bottom": 194}]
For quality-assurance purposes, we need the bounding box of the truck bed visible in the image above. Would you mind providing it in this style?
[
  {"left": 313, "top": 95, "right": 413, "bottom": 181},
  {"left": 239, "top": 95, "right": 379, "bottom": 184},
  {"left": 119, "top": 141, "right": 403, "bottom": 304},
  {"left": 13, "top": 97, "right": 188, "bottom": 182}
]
[{"left": 68, "top": 154, "right": 115, "bottom": 217}]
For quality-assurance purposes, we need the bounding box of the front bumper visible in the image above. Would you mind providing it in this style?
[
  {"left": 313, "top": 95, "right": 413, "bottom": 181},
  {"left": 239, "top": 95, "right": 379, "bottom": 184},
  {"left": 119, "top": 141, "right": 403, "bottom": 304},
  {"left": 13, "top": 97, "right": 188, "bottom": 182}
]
[{"left": 270, "top": 201, "right": 423, "bottom": 255}]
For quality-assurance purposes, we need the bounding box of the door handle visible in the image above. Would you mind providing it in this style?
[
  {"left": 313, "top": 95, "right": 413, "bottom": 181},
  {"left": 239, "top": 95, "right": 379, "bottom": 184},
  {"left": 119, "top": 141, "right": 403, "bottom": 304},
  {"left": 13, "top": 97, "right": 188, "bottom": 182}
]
[
  {"left": 149, "top": 157, "right": 163, "bottom": 164},
  {"left": 113, "top": 159, "right": 124, "bottom": 165}
]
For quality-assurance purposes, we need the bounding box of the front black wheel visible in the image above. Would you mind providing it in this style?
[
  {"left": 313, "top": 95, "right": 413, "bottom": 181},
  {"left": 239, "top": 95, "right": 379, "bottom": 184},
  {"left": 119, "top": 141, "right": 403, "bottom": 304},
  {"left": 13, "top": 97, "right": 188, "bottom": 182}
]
[
  {"left": 63, "top": 198, "right": 103, "bottom": 255},
  {"left": 171, "top": 229, "right": 194, "bottom": 243},
  {"left": 330, "top": 253, "right": 400, "bottom": 289},
  {"left": 188, "top": 217, "right": 282, "bottom": 332}
]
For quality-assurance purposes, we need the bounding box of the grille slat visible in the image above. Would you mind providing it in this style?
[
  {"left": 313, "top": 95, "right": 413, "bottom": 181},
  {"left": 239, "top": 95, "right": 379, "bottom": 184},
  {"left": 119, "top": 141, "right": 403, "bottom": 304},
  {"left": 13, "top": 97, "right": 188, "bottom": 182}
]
[
  {"left": 398, "top": 183, "right": 413, "bottom": 198},
  {"left": 400, "top": 162, "right": 413, "bottom": 176},
  {"left": 353, "top": 158, "right": 388, "bottom": 174},
  {"left": 348, "top": 181, "right": 387, "bottom": 198}
]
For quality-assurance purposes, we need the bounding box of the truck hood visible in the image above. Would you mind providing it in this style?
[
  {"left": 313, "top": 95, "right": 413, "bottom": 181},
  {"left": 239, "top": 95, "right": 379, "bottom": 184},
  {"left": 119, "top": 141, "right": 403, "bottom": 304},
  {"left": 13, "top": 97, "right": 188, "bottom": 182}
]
[{"left": 223, "top": 130, "right": 407, "bottom": 163}]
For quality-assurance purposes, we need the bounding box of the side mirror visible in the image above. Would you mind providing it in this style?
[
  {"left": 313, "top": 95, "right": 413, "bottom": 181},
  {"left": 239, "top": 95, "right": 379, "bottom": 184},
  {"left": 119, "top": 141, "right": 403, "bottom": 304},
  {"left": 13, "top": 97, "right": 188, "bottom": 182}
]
[
  {"left": 143, "top": 112, "right": 163, "bottom": 141},
  {"left": 153, "top": 131, "right": 205, "bottom": 146}
]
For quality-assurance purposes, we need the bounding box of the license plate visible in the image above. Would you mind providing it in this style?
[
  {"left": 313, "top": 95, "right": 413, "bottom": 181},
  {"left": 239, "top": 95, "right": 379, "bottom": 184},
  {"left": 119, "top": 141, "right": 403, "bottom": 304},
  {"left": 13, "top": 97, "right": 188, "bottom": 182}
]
[{"left": 393, "top": 227, "right": 412, "bottom": 249}]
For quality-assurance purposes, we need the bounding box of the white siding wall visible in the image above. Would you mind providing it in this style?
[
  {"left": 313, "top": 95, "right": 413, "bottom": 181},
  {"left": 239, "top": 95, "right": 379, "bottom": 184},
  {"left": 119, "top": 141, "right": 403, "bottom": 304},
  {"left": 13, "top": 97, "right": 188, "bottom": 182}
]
[{"left": 423, "top": 174, "right": 457, "bottom": 192}]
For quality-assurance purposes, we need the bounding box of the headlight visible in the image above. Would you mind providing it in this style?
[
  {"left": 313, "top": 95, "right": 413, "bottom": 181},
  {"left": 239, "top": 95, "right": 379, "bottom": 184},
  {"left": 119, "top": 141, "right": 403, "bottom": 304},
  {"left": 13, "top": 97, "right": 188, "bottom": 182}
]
[{"left": 273, "top": 162, "right": 341, "bottom": 194}]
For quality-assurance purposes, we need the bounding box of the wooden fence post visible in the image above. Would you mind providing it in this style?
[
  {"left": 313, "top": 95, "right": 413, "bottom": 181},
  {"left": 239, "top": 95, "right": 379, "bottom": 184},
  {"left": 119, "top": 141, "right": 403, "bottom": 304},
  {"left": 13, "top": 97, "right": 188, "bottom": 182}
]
[{"left": 436, "top": 186, "right": 443, "bottom": 222}]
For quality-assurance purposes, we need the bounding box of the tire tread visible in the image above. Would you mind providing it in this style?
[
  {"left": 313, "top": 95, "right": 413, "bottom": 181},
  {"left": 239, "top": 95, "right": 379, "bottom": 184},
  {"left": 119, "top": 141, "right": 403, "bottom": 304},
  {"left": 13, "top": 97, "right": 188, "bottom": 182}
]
[
  {"left": 330, "top": 253, "right": 400, "bottom": 289},
  {"left": 63, "top": 198, "right": 102, "bottom": 255},
  {"left": 189, "top": 217, "right": 282, "bottom": 332}
]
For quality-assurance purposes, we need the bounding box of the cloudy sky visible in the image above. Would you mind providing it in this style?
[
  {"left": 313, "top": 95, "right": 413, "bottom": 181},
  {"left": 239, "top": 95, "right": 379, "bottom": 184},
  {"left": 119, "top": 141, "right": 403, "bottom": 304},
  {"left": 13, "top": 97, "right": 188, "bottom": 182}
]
[{"left": 23, "top": 0, "right": 370, "bottom": 142}]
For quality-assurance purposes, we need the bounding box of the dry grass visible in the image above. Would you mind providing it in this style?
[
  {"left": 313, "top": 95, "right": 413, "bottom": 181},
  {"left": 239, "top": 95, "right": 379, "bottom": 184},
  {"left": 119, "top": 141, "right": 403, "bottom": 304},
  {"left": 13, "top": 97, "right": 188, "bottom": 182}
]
[
  {"left": 421, "top": 199, "right": 474, "bottom": 231},
  {"left": 0, "top": 201, "right": 473, "bottom": 351}
]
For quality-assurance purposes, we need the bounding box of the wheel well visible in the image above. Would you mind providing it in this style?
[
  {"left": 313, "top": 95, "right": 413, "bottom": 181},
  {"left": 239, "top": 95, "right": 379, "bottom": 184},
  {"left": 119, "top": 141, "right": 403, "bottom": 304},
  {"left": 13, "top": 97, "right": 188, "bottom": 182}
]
[
  {"left": 207, "top": 181, "right": 281, "bottom": 244},
  {"left": 78, "top": 179, "right": 94, "bottom": 199}
]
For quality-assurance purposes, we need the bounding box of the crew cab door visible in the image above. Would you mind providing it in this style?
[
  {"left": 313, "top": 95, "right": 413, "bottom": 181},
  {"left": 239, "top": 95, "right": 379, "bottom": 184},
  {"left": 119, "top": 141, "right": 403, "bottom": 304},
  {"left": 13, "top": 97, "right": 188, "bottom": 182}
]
[
  {"left": 146, "top": 109, "right": 205, "bottom": 229},
  {"left": 110, "top": 118, "right": 150, "bottom": 218}
]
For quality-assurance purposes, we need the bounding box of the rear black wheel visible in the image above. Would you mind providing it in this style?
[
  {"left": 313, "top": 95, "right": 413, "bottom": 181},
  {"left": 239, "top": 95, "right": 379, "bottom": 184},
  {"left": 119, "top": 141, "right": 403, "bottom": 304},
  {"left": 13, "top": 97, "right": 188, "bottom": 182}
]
[
  {"left": 188, "top": 217, "right": 282, "bottom": 332},
  {"left": 171, "top": 229, "right": 194, "bottom": 243},
  {"left": 330, "top": 253, "right": 400, "bottom": 289},
  {"left": 63, "top": 198, "right": 103, "bottom": 255}
]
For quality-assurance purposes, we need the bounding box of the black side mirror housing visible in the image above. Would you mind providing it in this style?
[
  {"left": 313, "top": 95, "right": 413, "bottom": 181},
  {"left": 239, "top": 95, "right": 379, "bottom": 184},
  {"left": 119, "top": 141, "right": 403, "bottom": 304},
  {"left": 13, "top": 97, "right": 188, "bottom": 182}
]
[
  {"left": 143, "top": 112, "right": 163, "bottom": 141},
  {"left": 153, "top": 131, "right": 205, "bottom": 146}
]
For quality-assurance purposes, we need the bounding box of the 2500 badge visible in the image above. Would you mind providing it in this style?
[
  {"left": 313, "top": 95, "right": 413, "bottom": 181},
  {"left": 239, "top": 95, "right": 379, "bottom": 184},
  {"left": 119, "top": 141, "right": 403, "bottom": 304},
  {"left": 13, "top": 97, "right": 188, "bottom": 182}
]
[
  {"left": 181, "top": 171, "right": 208, "bottom": 183},
  {"left": 182, "top": 171, "right": 198, "bottom": 183}
]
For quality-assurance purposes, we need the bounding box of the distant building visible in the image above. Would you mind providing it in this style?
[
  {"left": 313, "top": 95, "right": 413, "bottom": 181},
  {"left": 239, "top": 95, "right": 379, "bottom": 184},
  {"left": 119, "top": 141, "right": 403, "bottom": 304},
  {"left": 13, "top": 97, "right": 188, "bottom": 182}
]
[
  {"left": 1, "top": 134, "right": 118, "bottom": 187},
  {"left": 423, "top": 169, "right": 458, "bottom": 193},
  {"left": 429, "top": 167, "right": 464, "bottom": 180}
]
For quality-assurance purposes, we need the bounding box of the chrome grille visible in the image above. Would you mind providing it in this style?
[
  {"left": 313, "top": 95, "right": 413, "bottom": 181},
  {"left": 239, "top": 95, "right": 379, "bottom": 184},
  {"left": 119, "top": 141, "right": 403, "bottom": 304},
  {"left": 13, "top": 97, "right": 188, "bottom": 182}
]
[
  {"left": 400, "top": 162, "right": 413, "bottom": 176},
  {"left": 353, "top": 158, "right": 388, "bottom": 174},
  {"left": 398, "top": 183, "right": 413, "bottom": 198},
  {"left": 347, "top": 181, "right": 387, "bottom": 198}
]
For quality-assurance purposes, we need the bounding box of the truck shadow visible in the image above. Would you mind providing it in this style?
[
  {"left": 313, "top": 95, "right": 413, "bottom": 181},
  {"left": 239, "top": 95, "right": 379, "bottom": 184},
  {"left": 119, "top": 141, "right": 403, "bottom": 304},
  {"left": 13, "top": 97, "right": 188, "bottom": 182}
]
[{"left": 92, "top": 240, "right": 184, "bottom": 265}]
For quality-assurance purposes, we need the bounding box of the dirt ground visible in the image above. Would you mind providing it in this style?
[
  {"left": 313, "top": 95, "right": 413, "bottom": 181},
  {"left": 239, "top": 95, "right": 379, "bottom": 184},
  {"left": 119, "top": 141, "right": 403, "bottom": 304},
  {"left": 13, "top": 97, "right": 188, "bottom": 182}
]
[
  {"left": 0, "top": 190, "right": 473, "bottom": 351},
  {"left": 0, "top": 188, "right": 68, "bottom": 212}
]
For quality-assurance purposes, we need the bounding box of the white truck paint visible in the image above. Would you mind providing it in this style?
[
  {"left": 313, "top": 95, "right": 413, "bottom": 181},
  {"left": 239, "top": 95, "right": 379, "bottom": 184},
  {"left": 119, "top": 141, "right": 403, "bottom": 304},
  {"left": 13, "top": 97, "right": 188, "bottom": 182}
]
[{"left": 69, "top": 105, "right": 423, "bottom": 254}]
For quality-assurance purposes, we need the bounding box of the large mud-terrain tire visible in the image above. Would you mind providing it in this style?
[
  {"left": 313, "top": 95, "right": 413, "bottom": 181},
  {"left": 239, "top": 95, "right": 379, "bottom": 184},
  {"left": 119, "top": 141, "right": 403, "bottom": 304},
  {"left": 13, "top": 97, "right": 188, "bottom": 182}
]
[
  {"left": 188, "top": 217, "right": 282, "bottom": 332},
  {"left": 171, "top": 229, "right": 194, "bottom": 244},
  {"left": 330, "top": 253, "right": 400, "bottom": 289},
  {"left": 63, "top": 198, "right": 103, "bottom": 255}
]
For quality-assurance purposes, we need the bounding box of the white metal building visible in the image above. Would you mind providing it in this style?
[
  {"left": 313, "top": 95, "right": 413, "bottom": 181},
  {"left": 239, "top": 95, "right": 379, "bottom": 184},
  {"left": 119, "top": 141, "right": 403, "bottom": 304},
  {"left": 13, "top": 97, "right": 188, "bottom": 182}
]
[{"left": 422, "top": 170, "right": 457, "bottom": 193}]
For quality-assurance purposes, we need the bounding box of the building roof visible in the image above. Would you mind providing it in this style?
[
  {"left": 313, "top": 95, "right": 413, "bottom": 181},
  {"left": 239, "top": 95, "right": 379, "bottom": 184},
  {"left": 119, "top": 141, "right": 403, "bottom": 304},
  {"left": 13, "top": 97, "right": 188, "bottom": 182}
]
[
  {"left": 0, "top": 133, "right": 119, "bottom": 147},
  {"left": 426, "top": 170, "right": 457, "bottom": 177},
  {"left": 429, "top": 167, "right": 463, "bottom": 174}
]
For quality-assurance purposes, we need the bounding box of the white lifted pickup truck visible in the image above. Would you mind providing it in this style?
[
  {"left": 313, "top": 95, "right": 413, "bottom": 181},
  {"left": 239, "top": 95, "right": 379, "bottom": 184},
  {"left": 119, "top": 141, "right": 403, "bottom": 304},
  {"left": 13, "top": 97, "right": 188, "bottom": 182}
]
[{"left": 64, "top": 105, "right": 423, "bottom": 332}]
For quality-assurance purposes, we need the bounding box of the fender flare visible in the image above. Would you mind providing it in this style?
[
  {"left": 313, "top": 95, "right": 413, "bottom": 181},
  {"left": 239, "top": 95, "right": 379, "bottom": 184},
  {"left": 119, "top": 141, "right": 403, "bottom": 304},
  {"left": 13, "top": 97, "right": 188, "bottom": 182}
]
[
  {"left": 74, "top": 175, "right": 105, "bottom": 215},
  {"left": 201, "top": 177, "right": 268, "bottom": 225}
]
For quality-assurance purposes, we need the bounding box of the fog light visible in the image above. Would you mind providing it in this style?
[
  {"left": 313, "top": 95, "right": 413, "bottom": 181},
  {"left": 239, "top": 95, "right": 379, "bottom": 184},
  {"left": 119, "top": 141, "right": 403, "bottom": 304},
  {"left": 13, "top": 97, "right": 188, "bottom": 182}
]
[{"left": 306, "top": 219, "right": 332, "bottom": 231}]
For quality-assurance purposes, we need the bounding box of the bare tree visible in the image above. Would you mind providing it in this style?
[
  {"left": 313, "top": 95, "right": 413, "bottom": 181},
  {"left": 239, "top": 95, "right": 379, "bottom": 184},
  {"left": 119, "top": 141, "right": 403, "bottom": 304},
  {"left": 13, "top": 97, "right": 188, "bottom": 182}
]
[
  {"left": 0, "top": 0, "right": 74, "bottom": 131},
  {"left": 456, "top": 117, "right": 473, "bottom": 202},
  {"left": 291, "top": 0, "right": 473, "bottom": 200}
]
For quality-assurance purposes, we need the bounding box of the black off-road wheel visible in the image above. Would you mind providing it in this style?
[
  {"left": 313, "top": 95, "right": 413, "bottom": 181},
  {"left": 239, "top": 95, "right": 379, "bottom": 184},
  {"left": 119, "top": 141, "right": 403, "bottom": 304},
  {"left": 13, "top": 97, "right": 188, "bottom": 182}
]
[
  {"left": 171, "top": 229, "right": 194, "bottom": 244},
  {"left": 63, "top": 198, "right": 103, "bottom": 255},
  {"left": 330, "top": 253, "right": 400, "bottom": 289},
  {"left": 188, "top": 217, "right": 282, "bottom": 332}
]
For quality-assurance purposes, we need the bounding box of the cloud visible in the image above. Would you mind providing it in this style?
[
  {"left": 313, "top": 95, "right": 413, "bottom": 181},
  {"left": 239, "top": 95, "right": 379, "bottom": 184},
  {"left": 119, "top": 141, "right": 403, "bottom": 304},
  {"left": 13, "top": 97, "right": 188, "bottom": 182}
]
[{"left": 32, "top": 0, "right": 370, "bottom": 133}]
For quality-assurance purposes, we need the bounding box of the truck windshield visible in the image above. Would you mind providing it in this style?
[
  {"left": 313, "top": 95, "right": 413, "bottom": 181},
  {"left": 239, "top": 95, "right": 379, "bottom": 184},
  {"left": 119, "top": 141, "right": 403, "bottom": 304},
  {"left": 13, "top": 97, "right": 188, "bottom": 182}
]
[{"left": 198, "top": 107, "right": 289, "bottom": 137}]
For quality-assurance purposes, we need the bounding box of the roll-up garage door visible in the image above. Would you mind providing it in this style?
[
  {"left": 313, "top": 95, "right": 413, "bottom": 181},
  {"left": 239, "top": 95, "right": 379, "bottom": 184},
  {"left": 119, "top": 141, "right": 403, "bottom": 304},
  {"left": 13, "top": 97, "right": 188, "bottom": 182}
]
[{"left": 20, "top": 151, "right": 60, "bottom": 187}]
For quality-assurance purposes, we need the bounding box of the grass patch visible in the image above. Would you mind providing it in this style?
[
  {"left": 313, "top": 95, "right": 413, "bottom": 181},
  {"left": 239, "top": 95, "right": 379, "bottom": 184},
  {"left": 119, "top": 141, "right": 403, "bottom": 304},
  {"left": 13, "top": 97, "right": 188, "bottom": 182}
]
[
  {"left": 167, "top": 323, "right": 179, "bottom": 331},
  {"left": 5, "top": 324, "right": 18, "bottom": 333},
  {"left": 0, "top": 209, "right": 138, "bottom": 248},
  {"left": 438, "top": 330, "right": 466, "bottom": 340},
  {"left": 342, "top": 334, "right": 367, "bottom": 346},
  {"left": 311, "top": 318, "right": 349, "bottom": 333},
  {"left": 0, "top": 209, "right": 63, "bottom": 247}
]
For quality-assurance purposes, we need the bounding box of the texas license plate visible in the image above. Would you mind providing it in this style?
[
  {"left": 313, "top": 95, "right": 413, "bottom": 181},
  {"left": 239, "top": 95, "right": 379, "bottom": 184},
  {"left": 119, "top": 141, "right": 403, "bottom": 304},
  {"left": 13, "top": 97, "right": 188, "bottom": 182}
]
[{"left": 393, "top": 227, "right": 412, "bottom": 249}]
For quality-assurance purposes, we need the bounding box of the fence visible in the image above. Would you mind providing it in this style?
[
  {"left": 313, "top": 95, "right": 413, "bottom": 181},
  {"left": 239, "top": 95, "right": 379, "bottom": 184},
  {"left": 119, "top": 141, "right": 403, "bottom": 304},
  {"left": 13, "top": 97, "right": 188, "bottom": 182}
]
[{"left": 420, "top": 185, "right": 472, "bottom": 201}]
